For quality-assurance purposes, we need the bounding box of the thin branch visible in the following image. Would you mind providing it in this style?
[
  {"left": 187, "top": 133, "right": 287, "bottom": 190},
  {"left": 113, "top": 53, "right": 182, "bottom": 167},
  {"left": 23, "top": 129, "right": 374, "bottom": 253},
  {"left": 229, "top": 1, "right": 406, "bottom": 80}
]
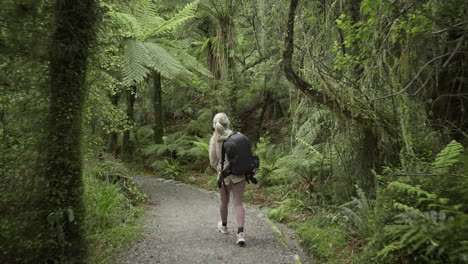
[
  {"left": 396, "top": 173, "right": 468, "bottom": 178},
  {"left": 371, "top": 52, "right": 467, "bottom": 101},
  {"left": 432, "top": 20, "right": 468, "bottom": 34},
  {"left": 442, "top": 32, "right": 466, "bottom": 68},
  {"left": 240, "top": 48, "right": 278, "bottom": 74}
]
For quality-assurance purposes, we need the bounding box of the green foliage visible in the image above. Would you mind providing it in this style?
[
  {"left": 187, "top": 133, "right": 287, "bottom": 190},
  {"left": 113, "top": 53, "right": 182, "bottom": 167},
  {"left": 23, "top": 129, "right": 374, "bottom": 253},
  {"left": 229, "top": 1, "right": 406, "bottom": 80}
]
[
  {"left": 90, "top": 159, "right": 149, "bottom": 203},
  {"left": 151, "top": 158, "right": 181, "bottom": 179},
  {"left": 296, "top": 220, "right": 347, "bottom": 259},
  {"left": 432, "top": 140, "right": 464, "bottom": 174},
  {"left": 267, "top": 198, "right": 307, "bottom": 222},
  {"left": 83, "top": 164, "right": 145, "bottom": 263},
  {"left": 143, "top": 132, "right": 192, "bottom": 157},
  {"left": 341, "top": 186, "right": 382, "bottom": 240},
  {"left": 372, "top": 141, "right": 468, "bottom": 263},
  {"left": 377, "top": 207, "right": 468, "bottom": 263},
  {"left": 116, "top": 0, "right": 207, "bottom": 85},
  {"left": 123, "top": 39, "right": 190, "bottom": 84},
  {"left": 255, "top": 136, "right": 281, "bottom": 186},
  {"left": 145, "top": 0, "right": 199, "bottom": 38}
]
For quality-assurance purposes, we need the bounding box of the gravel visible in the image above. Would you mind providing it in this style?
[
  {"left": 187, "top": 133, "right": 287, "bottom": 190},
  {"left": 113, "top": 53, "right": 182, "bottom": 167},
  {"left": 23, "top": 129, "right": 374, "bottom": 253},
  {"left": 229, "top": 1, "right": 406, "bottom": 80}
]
[{"left": 117, "top": 176, "right": 310, "bottom": 264}]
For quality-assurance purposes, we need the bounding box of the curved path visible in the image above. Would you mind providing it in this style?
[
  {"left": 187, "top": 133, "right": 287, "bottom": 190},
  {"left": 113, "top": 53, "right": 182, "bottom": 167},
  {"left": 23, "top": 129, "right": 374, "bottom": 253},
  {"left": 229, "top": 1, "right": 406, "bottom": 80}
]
[{"left": 118, "top": 176, "right": 309, "bottom": 264}]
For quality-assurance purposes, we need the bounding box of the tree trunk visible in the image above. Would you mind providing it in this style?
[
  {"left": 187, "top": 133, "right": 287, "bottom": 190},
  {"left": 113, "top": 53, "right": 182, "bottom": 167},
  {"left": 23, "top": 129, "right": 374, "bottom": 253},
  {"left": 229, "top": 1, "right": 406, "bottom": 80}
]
[
  {"left": 123, "top": 85, "right": 136, "bottom": 159},
  {"left": 153, "top": 71, "right": 164, "bottom": 144},
  {"left": 283, "top": 0, "right": 358, "bottom": 121},
  {"left": 44, "top": 0, "right": 97, "bottom": 262},
  {"left": 108, "top": 91, "right": 119, "bottom": 156}
]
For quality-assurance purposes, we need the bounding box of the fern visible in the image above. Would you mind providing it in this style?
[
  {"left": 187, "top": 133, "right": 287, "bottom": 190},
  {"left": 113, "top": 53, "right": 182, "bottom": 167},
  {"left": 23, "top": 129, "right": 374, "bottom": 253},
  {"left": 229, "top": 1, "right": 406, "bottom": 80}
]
[
  {"left": 296, "top": 137, "right": 321, "bottom": 155},
  {"left": 178, "top": 136, "right": 209, "bottom": 161},
  {"left": 341, "top": 185, "right": 381, "bottom": 240},
  {"left": 388, "top": 181, "right": 436, "bottom": 199},
  {"left": 143, "top": 41, "right": 191, "bottom": 79},
  {"left": 162, "top": 44, "right": 213, "bottom": 78},
  {"left": 122, "top": 40, "right": 193, "bottom": 84},
  {"left": 145, "top": 0, "right": 199, "bottom": 39},
  {"left": 122, "top": 39, "right": 152, "bottom": 84},
  {"left": 132, "top": 0, "right": 165, "bottom": 35},
  {"left": 377, "top": 209, "right": 468, "bottom": 263},
  {"left": 432, "top": 140, "right": 464, "bottom": 174}
]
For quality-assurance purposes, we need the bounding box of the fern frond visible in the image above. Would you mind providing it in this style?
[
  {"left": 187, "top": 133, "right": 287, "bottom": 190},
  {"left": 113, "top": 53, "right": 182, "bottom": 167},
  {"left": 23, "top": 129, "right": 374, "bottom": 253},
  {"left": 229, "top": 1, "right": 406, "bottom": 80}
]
[
  {"left": 145, "top": 0, "right": 199, "bottom": 38},
  {"left": 132, "top": 0, "right": 166, "bottom": 37},
  {"left": 388, "top": 182, "right": 437, "bottom": 199},
  {"left": 142, "top": 41, "right": 192, "bottom": 79},
  {"left": 296, "top": 137, "right": 321, "bottom": 154},
  {"left": 393, "top": 202, "right": 421, "bottom": 212},
  {"left": 161, "top": 44, "right": 213, "bottom": 78},
  {"left": 432, "top": 140, "right": 464, "bottom": 174},
  {"left": 122, "top": 39, "right": 151, "bottom": 84}
]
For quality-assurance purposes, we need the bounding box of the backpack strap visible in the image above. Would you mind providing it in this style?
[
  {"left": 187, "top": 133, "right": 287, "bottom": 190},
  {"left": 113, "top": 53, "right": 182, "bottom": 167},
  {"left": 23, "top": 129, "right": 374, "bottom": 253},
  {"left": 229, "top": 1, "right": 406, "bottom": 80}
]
[
  {"left": 220, "top": 131, "right": 237, "bottom": 171},
  {"left": 220, "top": 141, "right": 226, "bottom": 171},
  {"left": 219, "top": 132, "right": 237, "bottom": 194}
]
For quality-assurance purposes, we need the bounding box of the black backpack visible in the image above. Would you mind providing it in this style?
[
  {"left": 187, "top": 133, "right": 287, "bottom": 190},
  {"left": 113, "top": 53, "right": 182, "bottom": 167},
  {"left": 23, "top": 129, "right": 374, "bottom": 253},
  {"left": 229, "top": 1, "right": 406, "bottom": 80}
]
[{"left": 220, "top": 132, "right": 259, "bottom": 182}]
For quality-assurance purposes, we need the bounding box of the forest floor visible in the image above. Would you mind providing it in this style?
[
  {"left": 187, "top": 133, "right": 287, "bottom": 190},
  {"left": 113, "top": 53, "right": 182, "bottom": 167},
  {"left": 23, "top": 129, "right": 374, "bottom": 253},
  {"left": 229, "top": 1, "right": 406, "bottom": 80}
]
[{"left": 116, "top": 176, "right": 310, "bottom": 264}]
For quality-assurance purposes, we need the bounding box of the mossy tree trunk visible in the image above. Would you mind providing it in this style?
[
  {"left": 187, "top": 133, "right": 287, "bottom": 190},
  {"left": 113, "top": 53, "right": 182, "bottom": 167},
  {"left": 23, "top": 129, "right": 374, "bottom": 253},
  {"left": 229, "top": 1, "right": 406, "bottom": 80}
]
[
  {"left": 153, "top": 71, "right": 164, "bottom": 144},
  {"left": 44, "top": 0, "right": 97, "bottom": 262}
]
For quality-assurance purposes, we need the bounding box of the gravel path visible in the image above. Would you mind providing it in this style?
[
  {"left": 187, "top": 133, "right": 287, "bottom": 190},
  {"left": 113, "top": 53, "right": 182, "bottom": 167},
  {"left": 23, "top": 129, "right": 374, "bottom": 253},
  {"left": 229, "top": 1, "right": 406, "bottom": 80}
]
[{"left": 117, "top": 176, "right": 310, "bottom": 264}]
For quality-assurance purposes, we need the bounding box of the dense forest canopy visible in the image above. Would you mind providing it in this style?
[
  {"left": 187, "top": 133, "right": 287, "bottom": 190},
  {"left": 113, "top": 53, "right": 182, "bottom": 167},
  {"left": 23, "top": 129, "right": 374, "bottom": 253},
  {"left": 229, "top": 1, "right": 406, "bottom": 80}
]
[{"left": 1, "top": 0, "right": 467, "bottom": 263}]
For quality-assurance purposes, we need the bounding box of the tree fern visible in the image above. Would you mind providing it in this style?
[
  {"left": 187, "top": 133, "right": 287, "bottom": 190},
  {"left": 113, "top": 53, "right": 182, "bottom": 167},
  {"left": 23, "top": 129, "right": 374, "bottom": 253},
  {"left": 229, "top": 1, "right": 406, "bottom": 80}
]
[{"left": 119, "top": 0, "right": 208, "bottom": 85}]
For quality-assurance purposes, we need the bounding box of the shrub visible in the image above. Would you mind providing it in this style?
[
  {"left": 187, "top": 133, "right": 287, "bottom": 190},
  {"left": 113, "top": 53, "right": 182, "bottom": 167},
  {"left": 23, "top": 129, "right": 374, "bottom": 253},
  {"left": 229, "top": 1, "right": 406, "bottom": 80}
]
[
  {"left": 297, "top": 220, "right": 347, "bottom": 259},
  {"left": 83, "top": 163, "right": 145, "bottom": 263}
]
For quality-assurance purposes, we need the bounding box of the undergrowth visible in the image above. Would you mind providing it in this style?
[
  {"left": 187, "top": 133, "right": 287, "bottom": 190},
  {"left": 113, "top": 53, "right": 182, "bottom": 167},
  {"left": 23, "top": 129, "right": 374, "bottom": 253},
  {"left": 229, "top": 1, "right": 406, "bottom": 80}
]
[
  {"left": 137, "top": 117, "right": 468, "bottom": 264},
  {"left": 84, "top": 159, "right": 147, "bottom": 263}
]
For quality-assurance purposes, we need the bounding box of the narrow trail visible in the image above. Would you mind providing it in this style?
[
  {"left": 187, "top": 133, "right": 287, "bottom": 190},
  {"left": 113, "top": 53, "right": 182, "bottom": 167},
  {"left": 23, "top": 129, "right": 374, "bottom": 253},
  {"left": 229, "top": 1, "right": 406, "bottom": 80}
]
[{"left": 117, "top": 176, "right": 310, "bottom": 264}]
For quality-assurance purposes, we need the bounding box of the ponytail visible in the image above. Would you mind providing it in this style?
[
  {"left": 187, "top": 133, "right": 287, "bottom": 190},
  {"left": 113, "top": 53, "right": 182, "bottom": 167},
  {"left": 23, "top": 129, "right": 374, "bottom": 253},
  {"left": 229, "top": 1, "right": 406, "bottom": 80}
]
[
  {"left": 212, "top": 112, "right": 230, "bottom": 136},
  {"left": 214, "top": 122, "right": 225, "bottom": 136}
]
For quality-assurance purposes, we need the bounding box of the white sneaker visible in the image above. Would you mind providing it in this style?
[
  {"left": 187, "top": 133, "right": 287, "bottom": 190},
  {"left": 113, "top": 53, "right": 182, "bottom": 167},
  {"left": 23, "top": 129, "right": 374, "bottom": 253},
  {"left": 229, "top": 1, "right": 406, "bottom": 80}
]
[
  {"left": 217, "top": 221, "right": 228, "bottom": 234},
  {"left": 236, "top": 232, "right": 246, "bottom": 246}
]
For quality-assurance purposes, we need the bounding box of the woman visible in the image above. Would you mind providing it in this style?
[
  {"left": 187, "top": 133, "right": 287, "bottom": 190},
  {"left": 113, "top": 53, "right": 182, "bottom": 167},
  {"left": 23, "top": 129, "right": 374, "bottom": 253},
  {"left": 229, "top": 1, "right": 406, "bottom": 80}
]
[{"left": 209, "top": 112, "right": 246, "bottom": 245}]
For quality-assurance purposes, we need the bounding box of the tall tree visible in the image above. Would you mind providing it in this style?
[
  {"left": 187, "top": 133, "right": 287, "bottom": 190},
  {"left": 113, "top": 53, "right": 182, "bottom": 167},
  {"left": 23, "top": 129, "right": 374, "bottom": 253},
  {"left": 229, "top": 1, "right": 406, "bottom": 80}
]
[
  {"left": 283, "top": 0, "right": 379, "bottom": 195},
  {"left": 44, "top": 0, "right": 98, "bottom": 262}
]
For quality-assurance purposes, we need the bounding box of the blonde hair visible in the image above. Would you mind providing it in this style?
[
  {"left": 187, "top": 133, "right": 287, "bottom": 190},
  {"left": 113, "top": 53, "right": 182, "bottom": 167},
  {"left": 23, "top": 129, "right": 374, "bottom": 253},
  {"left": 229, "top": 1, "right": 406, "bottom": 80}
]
[{"left": 213, "top": 112, "right": 230, "bottom": 136}]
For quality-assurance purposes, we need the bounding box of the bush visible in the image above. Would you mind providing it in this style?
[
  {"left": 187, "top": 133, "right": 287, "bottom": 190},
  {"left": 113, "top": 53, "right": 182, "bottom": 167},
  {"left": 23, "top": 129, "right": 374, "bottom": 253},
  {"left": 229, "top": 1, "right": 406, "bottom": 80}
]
[
  {"left": 368, "top": 141, "right": 468, "bottom": 263},
  {"left": 297, "top": 220, "right": 347, "bottom": 259},
  {"left": 83, "top": 163, "right": 145, "bottom": 263}
]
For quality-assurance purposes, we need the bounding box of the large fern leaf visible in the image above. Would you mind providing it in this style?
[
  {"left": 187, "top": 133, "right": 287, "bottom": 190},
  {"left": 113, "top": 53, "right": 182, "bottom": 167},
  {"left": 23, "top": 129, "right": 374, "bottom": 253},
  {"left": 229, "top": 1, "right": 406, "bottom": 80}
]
[
  {"left": 145, "top": 0, "right": 199, "bottom": 38},
  {"left": 161, "top": 44, "right": 213, "bottom": 78},
  {"left": 432, "top": 140, "right": 464, "bottom": 174},
  {"left": 142, "top": 41, "right": 192, "bottom": 79},
  {"left": 132, "top": 0, "right": 166, "bottom": 37},
  {"left": 122, "top": 39, "right": 152, "bottom": 84}
]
